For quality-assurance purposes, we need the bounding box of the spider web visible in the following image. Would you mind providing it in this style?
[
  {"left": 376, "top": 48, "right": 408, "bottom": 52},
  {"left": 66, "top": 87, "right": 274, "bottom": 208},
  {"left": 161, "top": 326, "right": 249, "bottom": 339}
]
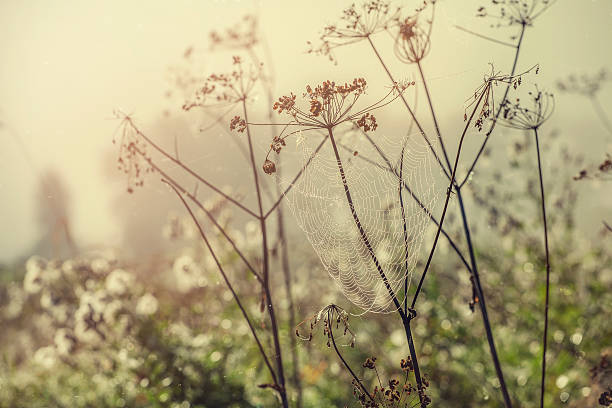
[{"left": 279, "top": 127, "right": 441, "bottom": 314}]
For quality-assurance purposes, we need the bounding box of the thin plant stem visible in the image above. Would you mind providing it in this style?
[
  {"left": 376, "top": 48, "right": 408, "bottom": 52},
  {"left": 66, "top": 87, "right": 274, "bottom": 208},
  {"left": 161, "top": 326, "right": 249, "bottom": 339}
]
[
  {"left": 459, "top": 23, "right": 527, "bottom": 188},
  {"left": 399, "top": 147, "right": 410, "bottom": 313},
  {"left": 534, "top": 128, "right": 551, "bottom": 408},
  {"left": 456, "top": 188, "right": 513, "bottom": 408},
  {"left": 132, "top": 145, "right": 263, "bottom": 283},
  {"left": 327, "top": 127, "right": 425, "bottom": 405},
  {"left": 163, "top": 181, "right": 280, "bottom": 391},
  {"left": 411, "top": 82, "right": 487, "bottom": 309},
  {"left": 264, "top": 134, "right": 328, "bottom": 219},
  {"left": 417, "top": 60, "right": 453, "bottom": 172},
  {"left": 275, "top": 162, "right": 302, "bottom": 407},
  {"left": 408, "top": 83, "right": 514, "bottom": 408},
  {"left": 252, "top": 42, "right": 304, "bottom": 406},
  {"left": 356, "top": 130, "right": 473, "bottom": 274},
  {"left": 123, "top": 117, "right": 258, "bottom": 218},
  {"left": 243, "top": 100, "right": 289, "bottom": 408},
  {"left": 366, "top": 35, "right": 452, "bottom": 180},
  {"left": 327, "top": 309, "right": 374, "bottom": 403},
  {"left": 454, "top": 25, "right": 518, "bottom": 49}
]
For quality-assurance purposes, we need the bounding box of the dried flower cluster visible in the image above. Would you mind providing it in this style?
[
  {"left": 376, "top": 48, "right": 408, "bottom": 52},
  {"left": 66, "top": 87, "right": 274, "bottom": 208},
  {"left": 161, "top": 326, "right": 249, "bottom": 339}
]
[
  {"left": 307, "top": 0, "right": 400, "bottom": 63},
  {"left": 354, "top": 356, "right": 431, "bottom": 407},
  {"left": 574, "top": 154, "right": 612, "bottom": 181},
  {"left": 183, "top": 56, "right": 261, "bottom": 111},
  {"left": 393, "top": 5, "right": 434, "bottom": 64},
  {"left": 295, "top": 304, "right": 356, "bottom": 348},
  {"left": 499, "top": 86, "right": 554, "bottom": 130},
  {"left": 476, "top": 0, "right": 557, "bottom": 27},
  {"left": 209, "top": 15, "right": 258, "bottom": 51},
  {"left": 236, "top": 77, "right": 410, "bottom": 174},
  {"left": 466, "top": 64, "right": 539, "bottom": 131},
  {"left": 557, "top": 69, "right": 609, "bottom": 97},
  {"left": 113, "top": 112, "right": 154, "bottom": 193}
]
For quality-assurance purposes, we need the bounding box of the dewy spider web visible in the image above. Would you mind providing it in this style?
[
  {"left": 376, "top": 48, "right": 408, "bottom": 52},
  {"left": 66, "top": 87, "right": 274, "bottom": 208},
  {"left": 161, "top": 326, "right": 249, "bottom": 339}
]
[{"left": 279, "top": 128, "right": 440, "bottom": 314}]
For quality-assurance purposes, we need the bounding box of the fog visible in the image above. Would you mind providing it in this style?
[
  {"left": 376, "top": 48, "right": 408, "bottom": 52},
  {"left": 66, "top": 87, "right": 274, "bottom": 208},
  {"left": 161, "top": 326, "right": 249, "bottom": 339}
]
[{"left": 1, "top": 0, "right": 611, "bottom": 263}]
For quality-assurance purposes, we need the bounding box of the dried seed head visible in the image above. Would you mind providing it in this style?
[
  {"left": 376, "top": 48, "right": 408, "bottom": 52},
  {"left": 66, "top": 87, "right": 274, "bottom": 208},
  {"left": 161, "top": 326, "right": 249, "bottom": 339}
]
[
  {"left": 183, "top": 57, "right": 261, "bottom": 111},
  {"left": 557, "top": 69, "right": 609, "bottom": 97},
  {"left": 477, "top": 0, "right": 557, "bottom": 28},
  {"left": 499, "top": 85, "right": 554, "bottom": 130},
  {"left": 308, "top": 0, "right": 401, "bottom": 63},
  {"left": 210, "top": 15, "right": 258, "bottom": 51},
  {"left": 393, "top": 5, "right": 434, "bottom": 64},
  {"left": 229, "top": 115, "right": 247, "bottom": 132},
  {"left": 263, "top": 159, "right": 276, "bottom": 175}
]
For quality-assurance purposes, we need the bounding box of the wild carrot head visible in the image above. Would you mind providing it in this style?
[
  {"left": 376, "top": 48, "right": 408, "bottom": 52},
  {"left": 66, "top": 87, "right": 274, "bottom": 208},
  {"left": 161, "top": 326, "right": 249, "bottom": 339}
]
[
  {"left": 499, "top": 85, "right": 554, "bottom": 130},
  {"left": 209, "top": 15, "right": 258, "bottom": 51},
  {"left": 112, "top": 111, "right": 154, "bottom": 193},
  {"left": 393, "top": 3, "right": 434, "bottom": 64},
  {"left": 556, "top": 69, "right": 609, "bottom": 97},
  {"left": 477, "top": 0, "right": 557, "bottom": 27},
  {"left": 238, "top": 78, "right": 411, "bottom": 173},
  {"left": 182, "top": 56, "right": 261, "bottom": 111},
  {"left": 465, "top": 64, "right": 539, "bottom": 131},
  {"left": 295, "top": 304, "right": 356, "bottom": 348},
  {"left": 307, "top": 0, "right": 400, "bottom": 63}
]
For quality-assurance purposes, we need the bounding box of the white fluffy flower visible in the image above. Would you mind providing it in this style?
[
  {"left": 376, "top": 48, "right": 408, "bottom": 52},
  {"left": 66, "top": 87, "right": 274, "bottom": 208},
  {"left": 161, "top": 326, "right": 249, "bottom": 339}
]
[
  {"left": 23, "top": 256, "right": 46, "bottom": 294},
  {"left": 136, "top": 293, "right": 158, "bottom": 316},
  {"left": 172, "top": 255, "right": 202, "bottom": 293},
  {"left": 105, "top": 269, "right": 134, "bottom": 295},
  {"left": 33, "top": 346, "right": 56, "bottom": 369},
  {"left": 54, "top": 328, "right": 76, "bottom": 355}
]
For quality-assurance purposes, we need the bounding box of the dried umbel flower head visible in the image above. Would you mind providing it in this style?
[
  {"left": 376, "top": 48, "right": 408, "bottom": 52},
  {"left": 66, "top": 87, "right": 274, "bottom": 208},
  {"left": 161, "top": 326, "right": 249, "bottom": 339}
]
[
  {"left": 308, "top": 0, "right": 401, "bottom": 63},
  {"left": 393, "top": 5, "right": 434, "bottom": 64},
  {"left": 353, "top": 356, "right": 431, "bottom": 407},
  {"left": 182, "top": 56, "right": 262, "bottom": 111},
  {"left": 499, "top": 85, "right": 554, "bottom": 130},
  {"left": 112, "top": 111, "right": 154, "bottom": 193},
  {"left": 574, "top": 154, "right": 612, "bottom": 181},
  {"left": 557, "top": 69, "right": 609, "bottom": 97},
  {"left": 465, "top": 63, "right": 539, "bottom": 131},
  {"left": 295, "top": 304, "right": 356, "bottom": 348},
  {"left": 247, "top": 78, "right": 411, "bottom": 173},
  {"left": 477, "top": 0, "right": 557, "bottom": 27},
  {"left": 209, "top": 15, "right": 258, "bottom": 51}
]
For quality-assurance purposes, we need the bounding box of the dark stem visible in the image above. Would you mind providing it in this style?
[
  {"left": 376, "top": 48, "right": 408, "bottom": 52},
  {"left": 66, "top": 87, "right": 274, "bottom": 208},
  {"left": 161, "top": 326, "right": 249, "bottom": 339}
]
[
  {"left": 243, "top": 101, "right": 289, "bottom": 408},
  {"left": 327, "top": 127, "right": 425, "bottom": 404},
  {"left": 275, "top": 162, "right": 302, "bottom": 407},
  {"left": 454, "top": 25, "right": 518, "bottom": 48},
  {"left": 327, "top": 309, "right": 374, "bottom": 403},
  {"left": 459, "top": 22, "right": 527, "bottom": 188},
  {"left": 410, "top": 82, "right": 487, "bottom": 309},
  {"left": 164, "top": 181, "right": 279, "bottom": 389},
  {"left": 133, "top": 146, "right": 263, "bottom": 283},
  {"left": 357, "top": 130, "right": 473, "bottom": 275},
  {"left": 399, "top": 147, "right": 410, "bottom": 314},
  {"left": 456, "top": 189, "right": 513, "bottom": 408},
  {"left": 124, "top": 117, "right": 258, "bottom": 218},
  {"left": 264, "top": 134, "right": 329, "bottom": 219},
  {"left": 534, "top": 128, "right": 551, "bottom": 408},
  {"left": 366, "top": 35, "right": 452, "bottom": 180},
  {"left": 407, "top": 83, "right": 514, "bottom": 407},
  {"left": 417, "top": 60, "right": 453, "bottom": 172}
]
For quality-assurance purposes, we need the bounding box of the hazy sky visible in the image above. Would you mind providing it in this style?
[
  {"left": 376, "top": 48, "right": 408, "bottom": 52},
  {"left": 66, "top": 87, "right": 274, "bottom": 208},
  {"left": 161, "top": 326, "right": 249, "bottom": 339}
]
[{"left": 1, "top": 0, "right": 611, "bottom": 263}]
